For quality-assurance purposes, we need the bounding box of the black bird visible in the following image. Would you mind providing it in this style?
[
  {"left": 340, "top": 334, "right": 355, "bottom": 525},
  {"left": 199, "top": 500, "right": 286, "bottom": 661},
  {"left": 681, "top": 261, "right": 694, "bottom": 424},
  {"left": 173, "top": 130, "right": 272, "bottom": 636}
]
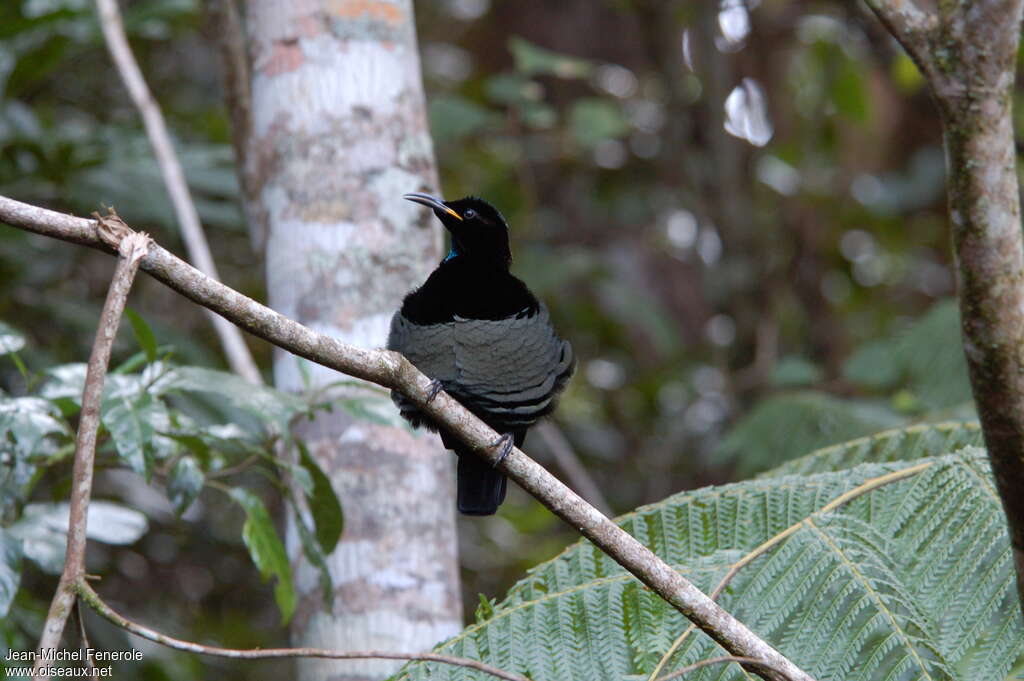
[{"left": 388, "top": 193, "right": 575, "bottom": 515}]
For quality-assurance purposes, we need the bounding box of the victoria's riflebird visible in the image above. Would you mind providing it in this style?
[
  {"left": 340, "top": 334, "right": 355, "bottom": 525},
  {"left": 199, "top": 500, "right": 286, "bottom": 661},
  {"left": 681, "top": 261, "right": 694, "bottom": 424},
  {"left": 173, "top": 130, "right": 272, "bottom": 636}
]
[{"left": 387, "top": 193, "right": 575, "bottom": 515}]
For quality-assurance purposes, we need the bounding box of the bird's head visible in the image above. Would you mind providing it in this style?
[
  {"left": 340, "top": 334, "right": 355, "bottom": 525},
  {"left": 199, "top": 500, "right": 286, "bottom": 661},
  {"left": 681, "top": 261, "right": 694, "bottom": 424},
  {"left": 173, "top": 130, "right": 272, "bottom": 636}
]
[{"left": 404, "top": 193, "right": 511, "bottom": 267}]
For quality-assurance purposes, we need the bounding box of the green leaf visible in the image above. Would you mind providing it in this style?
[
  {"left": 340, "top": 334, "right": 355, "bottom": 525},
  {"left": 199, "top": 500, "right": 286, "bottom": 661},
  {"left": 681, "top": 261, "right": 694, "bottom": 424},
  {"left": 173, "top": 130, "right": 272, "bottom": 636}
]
[
  {"left": 0, "top": 396, "right": 68, "bottom": 458},
  {"left": 163, "top": 366, "right": 305, "bottom": 435},
  {"left": 164, "top": 432, "right": 211, "bottom": 467},
  {"left": 520, "top": 102, "right": 557, "bottom": 130},
  {"left": 842, "top": 338, "right": 902, "bottom": 390},
  {"left": 714, "top": 391, "right": 905, "bottom": 475},
  {"left": 293, "top": 510, "right": 334, "bottom": 613},
  {"left": 336, "top": 396, "right": 406, "bottom": 428},
  {"left": 892, "top": 51, "right": 924, "bottom": 93},
  {"left": 393, "top": 445, "right": 1022, "bottom": 681},
  {"left": 569, "top": 98, "right": 629, "bottom": 148},
  {"left": 508, "top": 37, "right": 593, "bottom": 78},
  {"left": 42, "top": 363, "right": 146, "bottom": 406},
  {"left": 298, "top": 443, "right": 344, "bottom": 555},
  {"left": 0, "top": 321, "right": 26, "bottom": 355},
  {"left": 7, "top": 501, "right": 148, "bottom": 574},
  {"left": 228, "top": 487, "right": 295, "bottom": 623},
  {"left": 842, "top": 299, "right": 972, "bottom": 410},
  {"left": 40, "top": 363, "right": 90, "bottom": 402},
  {"left": 124, "top": 308, "right": 157, "bottom": 363},
  {"left": 474, "top": 594, "right": 495, "bottom": 624},
  {"left": 168, "top": 456, "right": 204, "bottom": 515},
  {"left": 80, "top": 501, "right": 149, "bottom": 545},
  {"left": 0, "top": 529, "right": 22, "bottom": 617},
  {"left": 483, "top": 73, "right": 543, "bottom": 105},
  {"left": 760, "top": 420, "right": 984, "bottom": 478},
  {"left": 770, "top": 355, "right": 823, "bottom": 388},
  {"left": 428, "top": 95, "right": 495, "bottom": 145},
  {"left": 0, "top": 396, "right": 68, "bottom": 518},
  {"left": 6, "top": 504, "right": 67, "bottom": 575},
  {"left": 103, "top": 393, "right": 165, "bottom": 479},
  {"left": 832, "top": 54, "right": 869, "bottom": 122}
]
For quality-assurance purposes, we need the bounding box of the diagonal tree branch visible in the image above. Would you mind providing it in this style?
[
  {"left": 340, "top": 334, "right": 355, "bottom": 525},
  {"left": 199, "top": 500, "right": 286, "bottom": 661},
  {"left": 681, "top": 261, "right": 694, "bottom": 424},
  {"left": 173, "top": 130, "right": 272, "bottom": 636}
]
[
  {"left": 0, "top": 194, "right": 815, "bottom": 681},
  {"left": 94, "top": 0, "right": 262, "bottom": 384},
  {"left": 33, "top": 218, "right": 150, "bottom": 677}
]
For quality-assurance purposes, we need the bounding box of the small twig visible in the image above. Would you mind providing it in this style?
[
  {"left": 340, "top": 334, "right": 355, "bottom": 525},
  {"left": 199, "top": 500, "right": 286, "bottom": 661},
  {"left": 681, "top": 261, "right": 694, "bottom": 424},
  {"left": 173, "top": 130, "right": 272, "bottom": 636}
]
[
  {"left": 0, "top": 196, "right": 814, "bottom": 681},
  {"left": 204, "top": 453, "right": 261, "bottom": 479},
  {"left": 535, "top": 421, "right": 613, "bottom": 516},
  {"left": 33, "top": 224, "right": 150, "bottom": 677},
  {"left": 74, "top": 601, "right": 96, "bottom": 670},
  {"left": 94, "top": 0, "right": 261, "bottom": 385},
  {"left": 655, "top": 656, "right": 793, "bottom": 681},
  {"left": 76, "top": 580, "right": 526, "bottom": 681}
]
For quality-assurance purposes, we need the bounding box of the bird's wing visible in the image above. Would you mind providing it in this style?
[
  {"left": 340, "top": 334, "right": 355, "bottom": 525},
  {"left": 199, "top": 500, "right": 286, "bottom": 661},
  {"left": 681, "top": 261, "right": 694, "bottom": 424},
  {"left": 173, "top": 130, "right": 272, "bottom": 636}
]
[
  {"left": 387, "top": 312, "right": 459, "bottom": 383},
  {"left": 451, "top": 305, "right": 574, "bottom": 425}
]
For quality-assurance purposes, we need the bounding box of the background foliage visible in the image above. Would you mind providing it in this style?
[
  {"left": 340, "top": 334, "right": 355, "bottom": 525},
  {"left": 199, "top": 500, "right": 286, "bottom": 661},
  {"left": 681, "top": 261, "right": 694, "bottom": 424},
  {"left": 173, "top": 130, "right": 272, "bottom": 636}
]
[{"left": 0, "top": 0, "right": 1013, "bottom": 679}]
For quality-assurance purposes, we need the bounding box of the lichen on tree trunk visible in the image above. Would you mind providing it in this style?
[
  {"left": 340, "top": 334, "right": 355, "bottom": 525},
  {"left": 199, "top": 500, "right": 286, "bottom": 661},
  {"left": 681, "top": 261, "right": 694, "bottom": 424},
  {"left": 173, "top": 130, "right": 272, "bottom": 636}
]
[{"left": 242, "top": 1, "right": 460, "bottom": 679}]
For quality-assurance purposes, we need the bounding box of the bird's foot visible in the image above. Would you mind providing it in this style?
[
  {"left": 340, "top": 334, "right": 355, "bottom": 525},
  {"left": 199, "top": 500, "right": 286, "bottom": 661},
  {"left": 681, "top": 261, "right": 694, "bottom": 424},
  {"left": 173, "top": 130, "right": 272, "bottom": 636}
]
[
  {"left": 490, "top": 432, "right": 516, "bottom": 468},
  {"left": 425, "top": 379, "right": 445, "bottom": 403}
]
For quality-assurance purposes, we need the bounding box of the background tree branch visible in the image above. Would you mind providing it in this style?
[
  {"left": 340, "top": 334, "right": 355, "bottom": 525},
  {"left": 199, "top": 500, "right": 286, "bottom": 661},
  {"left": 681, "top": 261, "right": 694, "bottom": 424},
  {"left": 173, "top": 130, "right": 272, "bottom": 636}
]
[
  {"left": 865, "top": 0, "right": 1024, "bottom": 609},
  {"left": 535, "top": 421, "right": 613, "bottom": 516},
  {"left": 207, "top": 0, "right": 263, "bottom": 253},
  {"left": 94, "top": 0, "right": 261, "bottom": 384},
  {"left": 0, "top": 194, "right": 815, "bottom": 681}
]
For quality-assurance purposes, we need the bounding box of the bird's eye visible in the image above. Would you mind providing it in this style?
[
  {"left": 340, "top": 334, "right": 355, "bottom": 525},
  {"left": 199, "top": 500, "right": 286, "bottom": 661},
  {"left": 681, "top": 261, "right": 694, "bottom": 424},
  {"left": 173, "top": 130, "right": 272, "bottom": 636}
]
[{"left": 463, "top": 209, "right": 477, "bottom": 220}]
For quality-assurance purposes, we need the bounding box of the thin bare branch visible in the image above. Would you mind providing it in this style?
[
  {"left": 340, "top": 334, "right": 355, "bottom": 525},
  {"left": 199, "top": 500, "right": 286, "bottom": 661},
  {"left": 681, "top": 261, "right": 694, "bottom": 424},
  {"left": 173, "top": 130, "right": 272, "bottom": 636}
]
[
  {"left": 207, "top": 0, "right": 264, "bottom": 251},
  {"left": 33, "top": 218, "right": 150, "bottom": 677},
  {"left": 76, "top": 580, "right": 526, "bottom": 681},
  {"left": 0, "top": 195, "right": 814, "bottom": 681},
  {"left": 74, "top": 602, "right": 96, "bottom": 670},
  {"left": 655, "top": 656, "right": 793, "bottom": 681},
  {"left": 535, "top": 421, "right": 613, "bottom": 516},
  {"left": 94, "top": 0, "right": 261, "bottom": 384}
]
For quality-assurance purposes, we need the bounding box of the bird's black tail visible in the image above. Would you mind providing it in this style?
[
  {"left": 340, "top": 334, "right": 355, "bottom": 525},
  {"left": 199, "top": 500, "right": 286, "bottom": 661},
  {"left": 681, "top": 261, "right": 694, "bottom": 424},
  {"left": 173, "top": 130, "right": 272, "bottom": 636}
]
[
  {"left": 456, "top": 453, "right": 507, "bottom": 515},
  {"left": 442, "top": 431, "right": 523, "bottom": 515}
]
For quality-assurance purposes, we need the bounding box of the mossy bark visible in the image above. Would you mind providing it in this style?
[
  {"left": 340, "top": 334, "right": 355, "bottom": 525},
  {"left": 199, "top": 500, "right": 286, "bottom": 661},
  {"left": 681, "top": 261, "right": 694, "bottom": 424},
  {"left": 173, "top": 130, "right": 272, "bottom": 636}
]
[{"left": 867, "top": 0, "right": 1024, "bottom": 608}]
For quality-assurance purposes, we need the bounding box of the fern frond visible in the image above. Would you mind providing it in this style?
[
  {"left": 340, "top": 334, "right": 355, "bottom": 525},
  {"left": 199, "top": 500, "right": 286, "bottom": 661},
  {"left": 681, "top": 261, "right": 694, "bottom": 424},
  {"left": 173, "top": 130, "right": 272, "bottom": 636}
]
[
  {"left": 762, "top": 420, "right": 983, "bottom": 478},
  {"left": 393, "top": 443, "right": 1020, "bottom": 681}
]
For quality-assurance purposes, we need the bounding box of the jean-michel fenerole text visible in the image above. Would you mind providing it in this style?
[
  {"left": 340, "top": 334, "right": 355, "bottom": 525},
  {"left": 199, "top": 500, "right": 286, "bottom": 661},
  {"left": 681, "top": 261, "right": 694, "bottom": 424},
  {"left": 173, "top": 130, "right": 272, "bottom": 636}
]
[{"left": 5, "top": 648, "right": 142, "bottom": 662}]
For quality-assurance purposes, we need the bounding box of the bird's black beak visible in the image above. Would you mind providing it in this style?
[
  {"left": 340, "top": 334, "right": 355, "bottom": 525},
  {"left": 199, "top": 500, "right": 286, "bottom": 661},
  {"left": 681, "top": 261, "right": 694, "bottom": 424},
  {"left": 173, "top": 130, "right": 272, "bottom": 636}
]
[{"left": 403, "top": 192, "right": 463, "bottom": 222}]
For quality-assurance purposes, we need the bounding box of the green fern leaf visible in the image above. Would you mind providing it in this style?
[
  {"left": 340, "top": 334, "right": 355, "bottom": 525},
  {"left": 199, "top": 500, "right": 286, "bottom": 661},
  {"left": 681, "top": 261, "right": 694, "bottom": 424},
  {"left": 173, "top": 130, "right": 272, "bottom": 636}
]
[
  {"left": 713, "top": 392, "right": 905, "bottom": 475},
  {"left": 762, "top": 420, "right": 983, "bottom": 478},
  {"left": 391, "top": 442, "right": 1021, "bottom": 681}
]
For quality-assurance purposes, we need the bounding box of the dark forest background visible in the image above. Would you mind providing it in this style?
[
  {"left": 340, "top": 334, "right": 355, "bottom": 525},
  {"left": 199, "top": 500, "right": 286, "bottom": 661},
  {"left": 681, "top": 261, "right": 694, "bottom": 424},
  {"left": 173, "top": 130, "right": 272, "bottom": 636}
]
[{"left": 0, "top": 1, "right": 985, "bottom": 678}]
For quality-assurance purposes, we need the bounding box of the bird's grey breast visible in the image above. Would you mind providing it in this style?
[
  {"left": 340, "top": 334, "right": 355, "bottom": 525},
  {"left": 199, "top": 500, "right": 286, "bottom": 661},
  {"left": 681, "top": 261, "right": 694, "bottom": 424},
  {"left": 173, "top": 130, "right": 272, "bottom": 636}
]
[{"left": 388, "top": 305, "right": 573, "bottom": 421}]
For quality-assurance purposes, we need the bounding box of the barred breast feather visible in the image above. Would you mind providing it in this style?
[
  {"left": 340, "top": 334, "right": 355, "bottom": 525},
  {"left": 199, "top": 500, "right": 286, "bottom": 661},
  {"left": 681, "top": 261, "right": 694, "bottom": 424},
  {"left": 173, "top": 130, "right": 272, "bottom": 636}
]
[{"left": 387, "top": 304, "right": 574, "bottom": 432}]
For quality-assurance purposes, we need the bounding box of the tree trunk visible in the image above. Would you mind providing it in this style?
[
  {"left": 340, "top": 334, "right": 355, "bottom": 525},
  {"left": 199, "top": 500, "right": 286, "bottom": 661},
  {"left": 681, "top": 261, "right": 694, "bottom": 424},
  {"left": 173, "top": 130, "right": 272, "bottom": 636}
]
[
  {"left": 241, "top": 2, "right": 462, "bottom": 679},
  {"left": 866, "top": 0, "right": 1024, "bottom": 609}
]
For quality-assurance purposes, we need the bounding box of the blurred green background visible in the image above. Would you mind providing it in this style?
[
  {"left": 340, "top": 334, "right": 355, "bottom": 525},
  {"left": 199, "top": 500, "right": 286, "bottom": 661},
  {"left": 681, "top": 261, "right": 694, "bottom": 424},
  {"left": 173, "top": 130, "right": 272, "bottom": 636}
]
[{"left": 0, "top": 0, "right": 988, "bottom": 678}]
